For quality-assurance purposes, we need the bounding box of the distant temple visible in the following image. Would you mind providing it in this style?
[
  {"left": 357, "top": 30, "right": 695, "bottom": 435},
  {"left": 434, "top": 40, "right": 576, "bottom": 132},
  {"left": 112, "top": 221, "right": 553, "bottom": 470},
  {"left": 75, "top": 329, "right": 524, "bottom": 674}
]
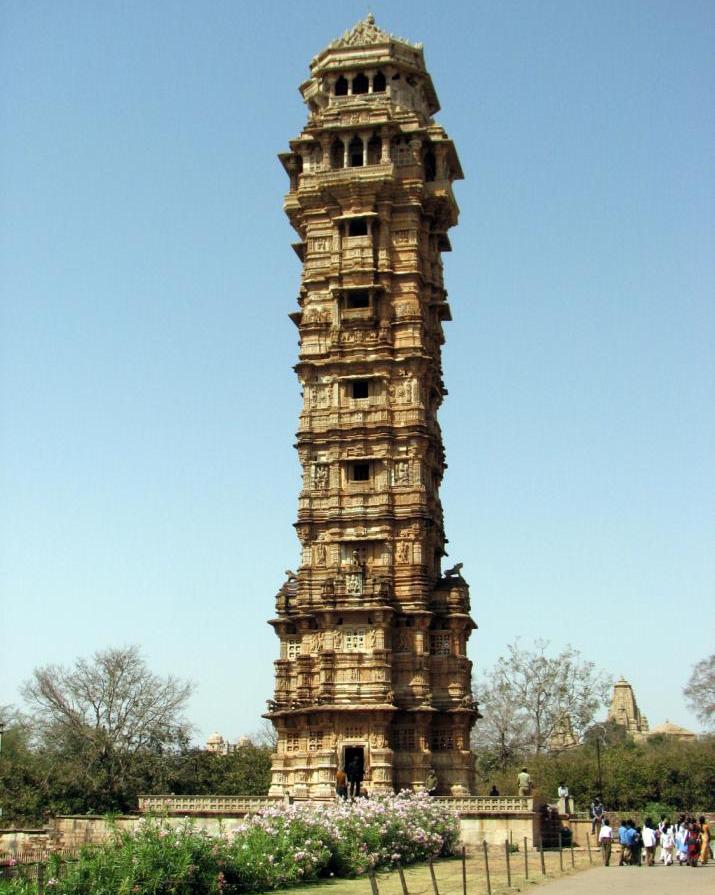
[
  {"left": 205, "top": 733, "right": 250, "bottom": 755},
  {"left": 607, "top": 678, "right": 650, "bottom": 740},
  {"left": 606, "top": 679, "right": 696, "bottom": 742}
]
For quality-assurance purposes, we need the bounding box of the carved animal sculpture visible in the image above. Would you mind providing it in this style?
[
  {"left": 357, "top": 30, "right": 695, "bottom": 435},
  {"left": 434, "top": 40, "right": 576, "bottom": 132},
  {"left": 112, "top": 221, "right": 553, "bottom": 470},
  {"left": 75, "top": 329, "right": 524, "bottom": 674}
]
[{"left": 444, "top": 562, "right": 463, "bottom": 578}]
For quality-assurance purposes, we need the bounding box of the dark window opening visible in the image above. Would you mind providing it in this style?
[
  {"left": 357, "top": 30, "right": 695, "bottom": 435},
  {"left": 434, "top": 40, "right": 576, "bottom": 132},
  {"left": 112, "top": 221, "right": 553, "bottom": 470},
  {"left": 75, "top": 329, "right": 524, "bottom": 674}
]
[
  {"left": 346, "top": 290, "right": 370, "bottom": 309},
  {"left": 330, "top": 139, "right": 344, "bottom": 170},
  {"left": 335, "top": 76, "right": 348, "bottom": 96},
  {"left": 373, "top": 71, "right": 386, "bottom": 92},
  {"left": 392, "top": 73, "right": 401, "bottom": 80},
  {"left": 351, "top": 462, "right": 370, "bottom": 482},
  {"left": 352, "top": 73, "right": 369, "bottom": 94},
  {"left": 424, "top": 150, "right": 436, "bottom": 182},
  {"left": 348, "top": 218, "right": 368, "bottom": 237},
  {"left": 351, "top": 379, "right": 370, "bottom": 399},
  {"left": 349, "top": 136, "right": 364, "bottom": 167},
  {"left": 367, "top": 135, "right": 382, "bottom": 165}
]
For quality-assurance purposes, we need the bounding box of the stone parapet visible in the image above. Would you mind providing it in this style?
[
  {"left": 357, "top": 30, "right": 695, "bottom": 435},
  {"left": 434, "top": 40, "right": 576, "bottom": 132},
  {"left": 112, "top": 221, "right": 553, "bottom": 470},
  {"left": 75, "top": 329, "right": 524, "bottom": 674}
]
[
  {"left": 434, "top": 796, "right": 534, "bottom": 815},
  {"left": 137, "top": 795, "right": 280, "bottom": 815}
]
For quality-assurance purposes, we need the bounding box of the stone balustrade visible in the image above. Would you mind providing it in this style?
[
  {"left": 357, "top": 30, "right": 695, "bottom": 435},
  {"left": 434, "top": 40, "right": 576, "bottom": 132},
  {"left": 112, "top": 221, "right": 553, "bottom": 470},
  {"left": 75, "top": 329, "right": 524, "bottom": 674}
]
[
  {"left": 136, "top": 794, "right": 534, "bottom": 818},
  {"left": 434, "top": 796, "right": 534, "bottom": 815},
  {"left": 137, "top": 795, "right": 279, "bottom": 816}
]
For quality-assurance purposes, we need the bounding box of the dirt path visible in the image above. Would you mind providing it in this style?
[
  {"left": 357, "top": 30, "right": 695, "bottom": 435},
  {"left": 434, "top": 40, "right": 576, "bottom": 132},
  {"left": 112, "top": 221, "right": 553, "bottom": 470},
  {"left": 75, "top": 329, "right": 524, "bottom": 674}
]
[{"left": 537, "top": 862, "right": 715, "bottom": 894}]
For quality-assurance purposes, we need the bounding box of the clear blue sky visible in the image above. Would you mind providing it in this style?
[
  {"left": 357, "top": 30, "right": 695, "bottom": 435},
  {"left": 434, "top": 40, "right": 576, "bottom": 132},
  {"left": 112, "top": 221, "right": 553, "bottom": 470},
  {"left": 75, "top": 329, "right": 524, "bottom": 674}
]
[{"left": 1, "top": 1, "right": 713, "bottom": 743}]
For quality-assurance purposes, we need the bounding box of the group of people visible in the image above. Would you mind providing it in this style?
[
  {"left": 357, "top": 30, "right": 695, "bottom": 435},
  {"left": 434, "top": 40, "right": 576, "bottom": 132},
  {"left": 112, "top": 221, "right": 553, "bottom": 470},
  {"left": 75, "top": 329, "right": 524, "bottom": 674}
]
[{"left": 597, "top": 813, "right": 711, "bottom": 867}]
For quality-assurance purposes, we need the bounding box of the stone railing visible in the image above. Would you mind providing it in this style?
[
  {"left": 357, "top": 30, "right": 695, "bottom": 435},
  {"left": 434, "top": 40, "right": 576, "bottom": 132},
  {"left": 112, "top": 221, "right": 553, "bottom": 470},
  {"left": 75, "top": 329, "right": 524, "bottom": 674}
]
[
  {"left": 137, "top": 795, "right": 278, "bottom": 816},
  {"left": 434, "top": 796, "right": 534, "bottom": 814},
  {"left": 137, "top": 794, "right": 536, "bottom": 817}
]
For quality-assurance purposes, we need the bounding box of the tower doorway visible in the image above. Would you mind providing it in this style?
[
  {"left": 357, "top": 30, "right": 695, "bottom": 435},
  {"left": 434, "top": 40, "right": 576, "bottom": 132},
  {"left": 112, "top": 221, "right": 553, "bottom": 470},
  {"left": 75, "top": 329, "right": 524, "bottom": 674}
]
[{"left": 343, "top": 745, "right": 365, "bottom": 797}]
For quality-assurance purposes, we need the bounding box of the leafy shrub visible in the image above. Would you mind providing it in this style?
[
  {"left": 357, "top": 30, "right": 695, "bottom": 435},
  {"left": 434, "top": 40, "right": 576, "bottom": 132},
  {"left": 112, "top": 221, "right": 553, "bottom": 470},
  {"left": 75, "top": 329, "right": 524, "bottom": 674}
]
[{"left": 18, "top": 792, "right": 459, "bottom": 894}]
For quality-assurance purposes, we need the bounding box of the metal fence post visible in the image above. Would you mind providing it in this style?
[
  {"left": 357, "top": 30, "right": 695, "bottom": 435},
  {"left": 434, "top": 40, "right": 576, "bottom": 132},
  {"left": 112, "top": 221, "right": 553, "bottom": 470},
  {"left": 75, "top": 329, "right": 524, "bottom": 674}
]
[
  {"left": 586, "top": 833, "right": 593, "bottom": 864},
  {"left": 428, "top": 856, "right": 440, "bottom": 895},
  {"left": 504, "top": 839, "right": 511, "bottom": 888},
  {"left": 482, "top": 840, "right": 492, "bottom": 895},
  {"left": 539, "top": 837, "right": 546, "bottom": 876},
  {"left": 397, "top": 863, "right": 409, "bottom": 895},
  {"left": 461, "top": 846, "right": 467, "bottom": 895},
  {"left": 523, "top": 836, "right": 529, "bottom": 879},
  {"left": 558, "top": 832, "right": 564, "bottom": 872},
  {"left": 368, "top": 867, "right": 380, "bottom": 895}
]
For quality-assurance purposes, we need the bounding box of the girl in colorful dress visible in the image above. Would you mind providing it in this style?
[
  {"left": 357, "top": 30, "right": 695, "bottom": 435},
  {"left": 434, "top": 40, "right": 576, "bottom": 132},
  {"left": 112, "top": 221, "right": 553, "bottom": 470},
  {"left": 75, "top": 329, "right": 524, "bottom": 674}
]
[{"left": 687, "top": 821, "right": 702, "bottom": 868}]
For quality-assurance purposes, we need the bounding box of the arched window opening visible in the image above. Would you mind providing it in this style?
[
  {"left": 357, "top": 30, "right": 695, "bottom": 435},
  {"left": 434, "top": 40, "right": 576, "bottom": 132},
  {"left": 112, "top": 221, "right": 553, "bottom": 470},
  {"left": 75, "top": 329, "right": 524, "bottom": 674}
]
[
  {"left": 424, "top": 149, "right": 436, "bottom": 182},
  {"left": 335, "top": 76, "right": 348, "bottom": 96},
  {"left": 352, "top": 72, "right": 369, "bottom": 95},
  {"left": 348, "top": 218, "right": 368, "bottom": 237},
  {"left": 330, "top": 139, "right": 344, "bottom": 170},
  {"left": 348, "top": 136, "right": 364, "bottom": 167},
  {"left": 367, "top": 135, "right": 382, "bottom": 165},
  {"left": 373, "top": 71, "right": 386, "bottom": 92}
]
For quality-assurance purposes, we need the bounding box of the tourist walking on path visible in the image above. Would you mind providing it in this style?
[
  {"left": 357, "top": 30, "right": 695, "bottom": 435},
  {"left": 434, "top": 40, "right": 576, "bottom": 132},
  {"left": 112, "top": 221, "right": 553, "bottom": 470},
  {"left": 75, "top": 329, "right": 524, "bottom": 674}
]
[
  {"left": 598, "top": 818, "right": 613, "bottom": 866},
  {"left": 698, "top": 816, "right": 710, "bottom": 864},
  {"left": 626, "top": 821, "right": 641, "bottom": 866},
  {"left": 660, "top": 822, "right": 674, "bottom": 865},
  {"left": 676, "top": 820, "right": 689, "bottom": 865},
  {"left": 641, "top": 819, "right": 657, "bottom": 866},
  {"left": 617, "top": 820, "right": 629, "bottom": 866},
  {"left": 687, "top": 820, "right": 702, "bottom": 867}
]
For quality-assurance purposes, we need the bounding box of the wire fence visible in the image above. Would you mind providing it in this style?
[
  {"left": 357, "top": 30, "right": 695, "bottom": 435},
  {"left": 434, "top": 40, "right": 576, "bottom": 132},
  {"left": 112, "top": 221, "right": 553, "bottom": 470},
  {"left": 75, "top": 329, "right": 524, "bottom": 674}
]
[
  {"left": 0, "top": 837, "right": 597, "bottom": 895},
  {"left": 369, "top": 839, "right": 596, "bottom": 895}
]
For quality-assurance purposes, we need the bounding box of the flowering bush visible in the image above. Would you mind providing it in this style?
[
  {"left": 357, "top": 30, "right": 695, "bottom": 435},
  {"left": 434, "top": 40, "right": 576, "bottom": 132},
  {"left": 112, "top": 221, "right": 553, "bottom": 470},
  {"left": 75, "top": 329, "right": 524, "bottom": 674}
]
[{"left": 0, "top": 792, "right": 459, "bottom": 894}]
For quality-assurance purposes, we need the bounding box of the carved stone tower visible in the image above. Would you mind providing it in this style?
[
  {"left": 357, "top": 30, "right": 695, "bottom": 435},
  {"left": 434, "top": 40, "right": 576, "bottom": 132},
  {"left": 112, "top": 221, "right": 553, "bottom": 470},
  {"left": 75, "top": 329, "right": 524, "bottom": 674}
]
[{"left": 266, "top": 16, "right": 478, "bottom": 798}]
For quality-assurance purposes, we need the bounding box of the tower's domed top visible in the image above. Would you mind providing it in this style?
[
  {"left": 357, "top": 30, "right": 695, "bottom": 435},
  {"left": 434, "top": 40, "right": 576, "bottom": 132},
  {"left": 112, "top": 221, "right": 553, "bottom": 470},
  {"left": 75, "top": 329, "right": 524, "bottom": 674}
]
[{"left": 326, "top": 15, "right": 422, "bottom": 51}]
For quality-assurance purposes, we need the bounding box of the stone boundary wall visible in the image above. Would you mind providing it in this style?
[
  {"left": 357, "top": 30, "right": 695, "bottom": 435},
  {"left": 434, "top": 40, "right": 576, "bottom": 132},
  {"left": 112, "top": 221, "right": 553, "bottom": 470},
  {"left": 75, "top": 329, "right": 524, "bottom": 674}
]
[{"left": 1, "top": 797, "right": 542, "bottom": 853}]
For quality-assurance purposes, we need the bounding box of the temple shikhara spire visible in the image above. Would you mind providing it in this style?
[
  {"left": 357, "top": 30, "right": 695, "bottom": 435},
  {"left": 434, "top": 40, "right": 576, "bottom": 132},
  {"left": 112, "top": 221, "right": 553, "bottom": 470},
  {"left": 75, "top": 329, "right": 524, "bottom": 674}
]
[{"left": 266, "top": 16, "right": 478, "bottom": 798}]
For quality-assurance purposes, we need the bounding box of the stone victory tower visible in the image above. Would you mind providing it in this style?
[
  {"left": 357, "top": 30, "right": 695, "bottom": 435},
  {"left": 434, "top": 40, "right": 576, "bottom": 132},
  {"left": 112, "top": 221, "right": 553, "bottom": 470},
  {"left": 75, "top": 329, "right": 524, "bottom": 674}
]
[{"left": 266, "top": 16, "right": 478, "bottom": 798}]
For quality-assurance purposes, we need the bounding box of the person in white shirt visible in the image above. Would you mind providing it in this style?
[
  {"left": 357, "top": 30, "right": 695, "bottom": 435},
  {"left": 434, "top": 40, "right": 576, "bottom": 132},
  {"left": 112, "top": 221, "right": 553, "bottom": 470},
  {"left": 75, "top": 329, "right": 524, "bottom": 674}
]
[
  {"left": 599, "top": 818, "right": 613, "bottom": 866},
  {"left": 641, "top": 819, "right": 657, "bottom": 865},
  {"left": 660, "top": 822, "right": 674, "bottom": 865}
]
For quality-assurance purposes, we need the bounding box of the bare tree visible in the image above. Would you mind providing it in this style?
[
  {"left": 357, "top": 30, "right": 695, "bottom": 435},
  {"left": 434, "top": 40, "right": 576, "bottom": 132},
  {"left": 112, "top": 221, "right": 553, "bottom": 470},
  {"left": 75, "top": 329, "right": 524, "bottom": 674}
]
[
  {"left": 22, "top": 645, "right": 194, "bottom": 808},
  {"left": 23, "top": 645, "right": 193, "bottom": 751},
  {"left": 473, "top": 640, "right": 610, "bottom": 761},
  {"left": 683, "top": 653, "right": 715, "bottom": 730},
  {"left": 252, "top": 718, "right": 278, "bottom": 749}
]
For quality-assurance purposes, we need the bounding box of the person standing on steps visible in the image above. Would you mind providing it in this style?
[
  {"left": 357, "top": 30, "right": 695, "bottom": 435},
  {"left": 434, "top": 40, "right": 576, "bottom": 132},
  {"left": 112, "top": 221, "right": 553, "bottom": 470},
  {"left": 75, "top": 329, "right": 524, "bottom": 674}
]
[
  {"left": 346, "top": 755, "right": 363, "bottom": 799},
  {"left": 517, "top": 767, "right": 532, "bottom": 796},
  {"left": 335, "top": 766, "right": 347, "bottom": 800}
]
